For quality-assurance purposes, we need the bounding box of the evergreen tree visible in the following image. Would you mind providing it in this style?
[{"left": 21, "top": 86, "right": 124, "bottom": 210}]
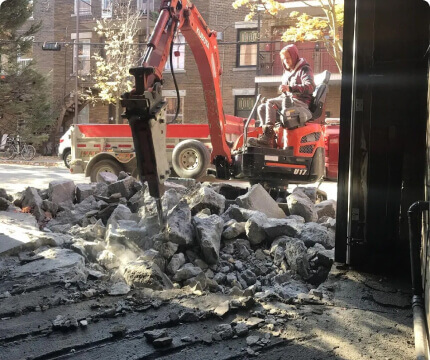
[{"left": 0, "top": 0, "right": 53, "bottom": 147}]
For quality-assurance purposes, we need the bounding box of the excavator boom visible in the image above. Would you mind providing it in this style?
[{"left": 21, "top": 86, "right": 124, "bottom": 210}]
[{"left": 121, "top": 0, "right": 232, "bottom": 225}]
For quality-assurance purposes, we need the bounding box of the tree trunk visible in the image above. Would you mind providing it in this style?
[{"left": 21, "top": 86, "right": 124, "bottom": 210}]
[{"left": 115, "top": 101, "right": 122, "bottom": 124}]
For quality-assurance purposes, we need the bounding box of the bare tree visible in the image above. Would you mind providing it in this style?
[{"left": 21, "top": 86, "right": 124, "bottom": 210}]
[{"left": 87, "top": 0, "right": 143, "bottom": 123}]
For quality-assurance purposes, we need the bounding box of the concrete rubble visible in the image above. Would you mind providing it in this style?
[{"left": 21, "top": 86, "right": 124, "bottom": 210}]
[
  {"left": 0, "top": 174, "right": 414, "bottom": 359},
  {"left": 0, "top": 173, "right": 337, "bottom": 293}
]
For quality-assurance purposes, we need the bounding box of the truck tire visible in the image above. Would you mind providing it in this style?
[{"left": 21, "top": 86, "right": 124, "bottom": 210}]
[
  {"left": 90, "top": 159, "right": 123, "bottom": 182},
  {"left": 172, "top": 139, "right": 210, "bottom": 179},
  {"left": 63, "top": 149, "right": 71, "bottom": 168}
]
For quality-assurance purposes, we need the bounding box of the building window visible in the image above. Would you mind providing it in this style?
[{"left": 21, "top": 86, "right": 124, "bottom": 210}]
[
  {"left": 73, "top": 39, "right": 91, "bottom": 75},
  {"left": 165, "top": 33, "right": 185, "bottom": 71},
  {"left": 28, "top": 0, "right": 34, "bottom": 19},
  {"left": 237, "top": 29, "right": 258, "bottom": 67},
  {"left": 165, "top": 97, "right": 184, "bottom": 124},
  {"left": 102, "top": 0, "right": 111, "bottom": 18},
  {"left": 75, "top": 0, "right": 91, "bottom": 15},
  {"left": 78, "top": 104, "right": 89, "bottom": 124},
  {"left": 137, "top": 0, "right": 154, "bottom": 14},
  {"left": 235, "top": 95, "right": 255, "bottom": 118},
  {"left": 17, "top": 36, "right": 33, "bottom": 70}
]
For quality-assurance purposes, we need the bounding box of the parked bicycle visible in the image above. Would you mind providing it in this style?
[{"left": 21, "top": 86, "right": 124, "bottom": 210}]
[{"left": 0, "top": 136, "right": 36, "bottom": 161}]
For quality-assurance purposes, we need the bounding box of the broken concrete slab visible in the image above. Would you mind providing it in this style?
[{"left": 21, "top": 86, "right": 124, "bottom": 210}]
[
  {"left": 108, "top": 176, "right": 137, "bottom": 199},
  {"left": 193, "top": 213, "right": 224, "bottom": 264},
  {"left": 222, "top": 220, "right": 246, "bottom": 239},
  {"left": 99, "top": 172, "right": 118, "bottom": 184},
  {"left": 166, "top": 200, "right": 194, "bottom": 246},
  {"left": 245, "top": 212, "right": 268, "bottom": 245},
  {"left": 106, "top": 204, "right": 132, "bottom": 229},
  {"left": 108, "top": 282, "right": 131, "bottom": 296},
  {"left": 0, "top": 197, "right": 11, "bottom": 211},
  {"left": 48, "top": 180, "right": 76, "bottom": 205},
  {"left": 263, "top": 217, "right": 304, "bottom": 241},
  {"left": 221, "top": 204, "right": 258, "bottom": 223},
  {"left": 166, "top": 253, "right": 186, "bottom": 275},
  {"left": 172, "top": 263, "right": 203, "bottom": 282},
  {"left": 21, "top": 187, "right": 43, "bottom": 209},
  {"left": 11, "top": 248, "right": 86, "bottom": 280},
  {"left": 315, "top": 199, "right": 337, "bottom": 219},
  {"left": 287, "top": 189, "right": 318, "bottom": 223},
  {"left": 76, "top": 183, "right": 95, "bottom": 203},
  {"left": 299, "top": 222, "right": 335, "bottom": 249},
  {"left": 0, "top": 211, "right": 69, "bottom": 255},
  {"left": 283, "top": 238, "right": 310, "bottom": 279},
  {"left": 236, "top": 184, "right": 286, "bottom": 219},
  {"left": 105, "top": 219, "right": 150, "bottom": 251},
  {"left": 123, "top": 259, "right": 173, "bottom": 290},
  {"left": 187, "top": 186, "right": 226, "bottom": 215}
]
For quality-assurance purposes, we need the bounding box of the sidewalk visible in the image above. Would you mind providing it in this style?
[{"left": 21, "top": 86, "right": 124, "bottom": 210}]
[{"left": 0, "top": 155, "right": 63, "bottom": 167}]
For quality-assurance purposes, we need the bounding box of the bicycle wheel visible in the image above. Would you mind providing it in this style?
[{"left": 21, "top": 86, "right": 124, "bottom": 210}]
[
  {"left": 1, "top": 145, "right": 16, "bottom": 160},
  {"left": 21, "top": 145, "right": 36, "bottom": 160}
]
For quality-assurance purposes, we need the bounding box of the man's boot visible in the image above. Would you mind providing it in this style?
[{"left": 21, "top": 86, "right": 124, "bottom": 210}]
[{"left": 247, "top": 125, "right": 276, "bottom": 148}]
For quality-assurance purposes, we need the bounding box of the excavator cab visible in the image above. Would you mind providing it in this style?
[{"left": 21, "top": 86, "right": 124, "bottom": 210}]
[{"left": 230, "top": 71, "right": 331, "bottom": 187}]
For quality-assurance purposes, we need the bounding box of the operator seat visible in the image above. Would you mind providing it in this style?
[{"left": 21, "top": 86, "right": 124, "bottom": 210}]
[
  {"left": 281, "top": 70, "right": 331, "bottom": 129},
  {"left": 309, "top": 70, "right": 331, "bottom": 120}
]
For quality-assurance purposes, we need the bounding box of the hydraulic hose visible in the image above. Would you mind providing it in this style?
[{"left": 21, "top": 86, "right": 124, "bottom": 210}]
[
  {"left": 408, "top": 201, "right": 430, "bottom": 360},
  {"left": 170, "top": 21, "right": 180, "bottom": 124}
]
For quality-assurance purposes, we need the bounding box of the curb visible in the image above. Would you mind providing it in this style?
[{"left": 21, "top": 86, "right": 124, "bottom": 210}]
[{"left": 0, "top": 158, "right": 64, "bottom": 168}]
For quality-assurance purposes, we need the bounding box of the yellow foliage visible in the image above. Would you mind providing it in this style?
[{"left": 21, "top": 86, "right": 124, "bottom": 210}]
[{"left": 231, "top": 0, "right": 344, "bottom": 72}]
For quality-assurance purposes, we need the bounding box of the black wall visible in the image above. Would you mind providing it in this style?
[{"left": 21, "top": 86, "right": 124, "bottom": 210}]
[{"left": 335, "top": 0, "right": 429, "bottom": 272}]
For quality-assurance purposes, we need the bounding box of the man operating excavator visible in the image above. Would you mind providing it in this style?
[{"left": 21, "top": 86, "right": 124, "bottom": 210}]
[{"left": 248, "top": 44, "right": 316, "bottom": 148}]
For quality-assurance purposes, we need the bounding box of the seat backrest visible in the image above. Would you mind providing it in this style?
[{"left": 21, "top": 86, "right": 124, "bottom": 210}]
[{"left": 309, "top": 70, "right": 331, "bottom": 120}]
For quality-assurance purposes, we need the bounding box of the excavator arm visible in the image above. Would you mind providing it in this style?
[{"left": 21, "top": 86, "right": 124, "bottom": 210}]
[{"left": 121, "top": 0, "right": 231, "bottom": 225}]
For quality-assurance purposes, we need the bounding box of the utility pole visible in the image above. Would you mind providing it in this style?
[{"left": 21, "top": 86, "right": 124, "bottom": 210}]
[
  {"left": 254, "top": 9, "right": 261, "bottom": 101},
  {"left": 146, "top": 0, "right": 149, "bottom": 40},
  {"left": 74, "top": 0, "right": 80, "bottom": 125}
]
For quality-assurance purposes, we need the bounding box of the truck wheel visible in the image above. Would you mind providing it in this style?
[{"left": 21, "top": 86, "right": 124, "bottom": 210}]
[
  {"left": 63, "top": 149, "right": 71, "bottom": 168},
  {"left": 172, "top": 139, "right": 210, "bottom": 179},
  {"left": 90, "top": 159, "right": 123, "bottom": 182}
]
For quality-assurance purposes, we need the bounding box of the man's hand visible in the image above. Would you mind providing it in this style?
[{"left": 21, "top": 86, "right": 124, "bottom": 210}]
[{"left": 279, "top": 84, "right": 290, "bottom": 93}]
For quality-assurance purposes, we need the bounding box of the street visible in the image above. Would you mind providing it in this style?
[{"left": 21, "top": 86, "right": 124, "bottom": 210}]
[{"left": 0, "top": 164, "right": 88, "bottom": 196}]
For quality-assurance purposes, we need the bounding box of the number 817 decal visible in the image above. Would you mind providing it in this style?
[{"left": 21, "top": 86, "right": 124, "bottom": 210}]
[{"left": 294, "top": 169, "right": 308, "bottom": 175}]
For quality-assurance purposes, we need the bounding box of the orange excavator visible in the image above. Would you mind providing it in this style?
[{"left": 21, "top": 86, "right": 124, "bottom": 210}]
[{"left": 121, "top": 0, "right": 330, "bottom": 225}]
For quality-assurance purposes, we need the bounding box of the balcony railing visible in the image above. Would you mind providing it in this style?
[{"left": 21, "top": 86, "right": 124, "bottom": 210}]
[
  {"left": 258, "top": 47, "right": 340, "bottom": 76},
  {"left": 18, "top": 58, "right": 32, "bottom": 69}
]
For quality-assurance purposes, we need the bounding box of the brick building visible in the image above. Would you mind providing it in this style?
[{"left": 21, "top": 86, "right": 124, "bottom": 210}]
[{"left": 27, "top": 0, "right": 341, "bottom": 138}]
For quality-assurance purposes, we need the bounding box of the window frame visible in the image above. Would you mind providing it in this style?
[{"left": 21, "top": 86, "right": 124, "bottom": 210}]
[
  {"left": 164, "top": 33, "right": 186, "bottom": 71},
  {"left": 236, "top": 28, "right": 258, "bottom": 68},
  {"left": 164, "top": 96, "right": 185, "bottom": 124},
  {"left": 78, "top": 104, "right": 90, "bottom": 124},
  {"left": 137, "top": 0, "right": 154, "bottom": 14},
  {"left": 73, "top": 38, "right": 91, "bottom": 76},
  {"left": 234, "top": 95, "right": 256, "bottom": 118},
  {"left": 74, "top": 0, "right": 92, "bottom": 15},
  {"left": 101, "top": 0, "right": 112, "bottom": 18}
]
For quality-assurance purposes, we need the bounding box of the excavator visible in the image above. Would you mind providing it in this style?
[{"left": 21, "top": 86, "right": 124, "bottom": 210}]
[{"left": 120, "top": 0, "right": 331, "bottom": 225}]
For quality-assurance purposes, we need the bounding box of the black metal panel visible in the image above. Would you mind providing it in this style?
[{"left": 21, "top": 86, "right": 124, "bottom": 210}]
[
  {"left": 233, "top": 146, "right": 325, "bottom": 186},
  {"left": 335, "top": 0, "right": 356, "bottom": 263},
  {"left": 337, "top": 0, "right": 429, "bottom": 272}
]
